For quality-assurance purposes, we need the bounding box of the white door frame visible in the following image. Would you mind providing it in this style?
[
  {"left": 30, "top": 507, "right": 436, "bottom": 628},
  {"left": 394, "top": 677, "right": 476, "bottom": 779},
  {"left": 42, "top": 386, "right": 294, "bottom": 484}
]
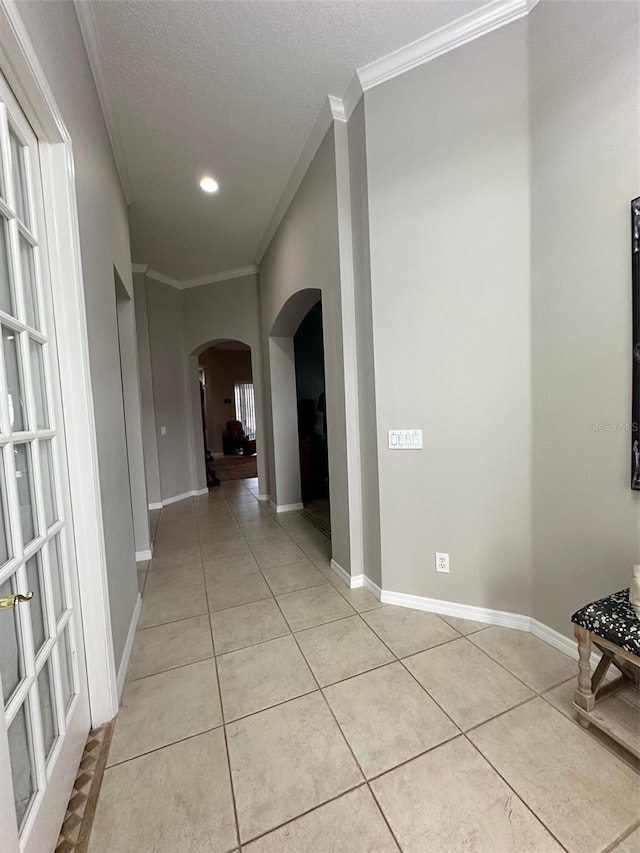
[{"left": 0, "top": 0, "right": 118, "bottom": 725}]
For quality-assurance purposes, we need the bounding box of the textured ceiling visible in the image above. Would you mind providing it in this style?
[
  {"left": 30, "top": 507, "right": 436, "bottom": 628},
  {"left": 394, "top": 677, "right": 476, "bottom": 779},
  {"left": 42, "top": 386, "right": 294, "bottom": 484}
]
[{"left": 77, "top": 0, "right": 484, "bottom": 279}]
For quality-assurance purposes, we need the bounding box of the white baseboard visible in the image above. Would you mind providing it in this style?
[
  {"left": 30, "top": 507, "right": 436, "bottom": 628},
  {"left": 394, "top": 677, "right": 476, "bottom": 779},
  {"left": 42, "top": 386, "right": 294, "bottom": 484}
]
[
  {"left": 273, "top": 501, "right": 304, "bottom": 513},
  {"left": 257, "top": 494, "right": 270, "bottom": 502},
  {"left": 330, "top": 559, "right": 364, "bottom": 589},
  {"left": 380, "top": 588, "right": 530, "bottom": 631},
  {"left": 364, "top": 576, "right": 382, "bottom": 599},
  {"left": 135, "top": 549, "right": 152, "bottom": 562},
  {"left": 116, "top": 593, "right": 141, "bottom": 700},
  {"left": 154, "top": 489, "right": 208, "bottom": 508}
]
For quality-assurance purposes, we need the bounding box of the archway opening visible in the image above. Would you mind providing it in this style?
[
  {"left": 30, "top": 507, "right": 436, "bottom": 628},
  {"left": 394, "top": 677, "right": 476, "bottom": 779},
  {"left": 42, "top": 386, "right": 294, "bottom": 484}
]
[
  {"left": 198, "top": 339, "right": 257, "bottom": 485},
  {"left": 294, "top": 300, "right": 330, "bottom": 535}
]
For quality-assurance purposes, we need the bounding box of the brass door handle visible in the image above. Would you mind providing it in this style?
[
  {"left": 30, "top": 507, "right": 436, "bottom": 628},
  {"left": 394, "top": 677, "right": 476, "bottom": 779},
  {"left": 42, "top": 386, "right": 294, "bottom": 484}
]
[{"left": 0, "top": 591, "right": 33, "bottom": 609}]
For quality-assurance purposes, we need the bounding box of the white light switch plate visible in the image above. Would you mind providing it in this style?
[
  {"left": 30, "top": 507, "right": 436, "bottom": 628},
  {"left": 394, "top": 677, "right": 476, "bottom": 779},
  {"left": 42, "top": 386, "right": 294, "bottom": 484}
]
[
  {"left": 160, "top": 426, "right": 167, "bottom": 436},
  {"left": 388, "top": 429, "right": 423, "bottom": 450}
]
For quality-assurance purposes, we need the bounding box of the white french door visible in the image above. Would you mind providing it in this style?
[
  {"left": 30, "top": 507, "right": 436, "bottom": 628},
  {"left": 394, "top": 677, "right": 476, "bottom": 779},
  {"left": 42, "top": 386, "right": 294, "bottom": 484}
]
[{"left": 0, "top": 71, "right": 89, "bottom": 852}]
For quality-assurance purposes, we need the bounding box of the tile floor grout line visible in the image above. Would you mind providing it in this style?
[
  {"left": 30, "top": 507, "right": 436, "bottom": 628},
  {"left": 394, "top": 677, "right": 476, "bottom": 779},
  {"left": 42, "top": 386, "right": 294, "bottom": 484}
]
[
  {"left": 235, "top": 781, "right": 370, "bottom": 849},
  {"left": 459, "top": 729, "right": 572, "bottom": 853},
  {"left": 602, "top": 819, "right": 640, "bottom": 853},
  {"left": 197, "top": 496, "right": 243, "bottom": 852},
  {"left": 128, "top": 484, "right": 630, "bottom": 853}
]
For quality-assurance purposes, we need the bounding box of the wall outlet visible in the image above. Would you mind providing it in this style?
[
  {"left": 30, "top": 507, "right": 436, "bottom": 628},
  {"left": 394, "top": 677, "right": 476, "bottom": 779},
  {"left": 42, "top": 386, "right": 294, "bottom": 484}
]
[
  {"left": 160, "top": 426, "right": 167, "bottom": 436},
  {"left": 435, "top": 552, "right": 450, "bottom": 573}
]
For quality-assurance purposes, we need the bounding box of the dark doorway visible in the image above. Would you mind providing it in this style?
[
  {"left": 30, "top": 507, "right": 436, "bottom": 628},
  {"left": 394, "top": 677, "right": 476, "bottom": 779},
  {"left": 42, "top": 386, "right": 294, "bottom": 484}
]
[{"left": 293, "top": 301, "right": 330, "bottom": 530}]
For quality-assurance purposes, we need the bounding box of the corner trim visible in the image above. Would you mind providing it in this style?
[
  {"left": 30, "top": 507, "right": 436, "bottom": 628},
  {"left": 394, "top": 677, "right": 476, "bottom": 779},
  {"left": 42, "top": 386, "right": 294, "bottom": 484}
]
[
  {"left": 330, "top": 559, "right": 363, "bottom": 589},
  {"left": 148, "top": 501, "right": 163, "bottom": 510},
  {"left": 116, "top": 592, "right": 141, "bottom": 700},
  {"left": 131, "top": 263, "right": 259, "bottom": 291},
  {"left": 364, "top": 576, "right": 382, "bottom": 599},
  {"left": 357, "top": 0, "right": 537, "bottom": 92},
  {"left": 193, "top": 487, "right": 209, "bottom": 497},
  {"left": 257, "top": 494, "right": 270, "bottom": 502},
  {"left": 272, "top": 501, "right": 304, "bottom": 513},
  {"left": 255, "top": 97, "right": 334, "bottom": 262},
  {"left": 74, "top": 0, "right": 135, "bottom": 204},
  {"left": 135, "top": 549, "right": 152, "bottom": 562},
  {"left": 181, "top": 264, "right": 259, "bottom": 290}
]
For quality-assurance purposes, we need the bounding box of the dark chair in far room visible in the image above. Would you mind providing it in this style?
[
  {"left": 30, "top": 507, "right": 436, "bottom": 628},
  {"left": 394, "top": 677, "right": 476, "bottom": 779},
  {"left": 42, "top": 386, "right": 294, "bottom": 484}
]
[{"left": 224, "top": 420, "right": 257, "bottom": 455}]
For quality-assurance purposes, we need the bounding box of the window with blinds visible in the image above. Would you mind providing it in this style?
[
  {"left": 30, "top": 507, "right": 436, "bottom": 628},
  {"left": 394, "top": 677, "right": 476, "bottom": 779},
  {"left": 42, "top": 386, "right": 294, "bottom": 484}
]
[{"left": 234, "top": 382, "right": 256, "bottom": 438}]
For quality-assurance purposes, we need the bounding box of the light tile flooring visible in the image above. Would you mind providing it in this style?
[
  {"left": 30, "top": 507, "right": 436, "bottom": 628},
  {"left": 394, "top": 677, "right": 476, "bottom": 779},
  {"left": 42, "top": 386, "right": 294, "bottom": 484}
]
[{"left": 88, "top": 478, "right": 639, "bottom": 853}]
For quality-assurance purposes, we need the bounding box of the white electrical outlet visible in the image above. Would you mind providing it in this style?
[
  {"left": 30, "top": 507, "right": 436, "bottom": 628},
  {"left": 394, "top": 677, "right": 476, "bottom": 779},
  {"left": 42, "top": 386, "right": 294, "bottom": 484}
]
[{"left": 435, "top": 552, "right": 450, "bottom": 573}]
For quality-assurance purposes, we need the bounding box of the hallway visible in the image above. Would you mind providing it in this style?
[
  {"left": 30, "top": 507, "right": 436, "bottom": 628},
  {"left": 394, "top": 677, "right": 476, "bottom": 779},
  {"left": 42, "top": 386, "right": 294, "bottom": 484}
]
[{"left": 87, "top": 480, "right": 638, "bottom": 852}]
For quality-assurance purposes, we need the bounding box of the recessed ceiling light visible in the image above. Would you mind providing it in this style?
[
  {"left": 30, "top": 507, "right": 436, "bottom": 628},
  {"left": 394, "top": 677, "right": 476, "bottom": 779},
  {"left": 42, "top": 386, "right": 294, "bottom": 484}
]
[{"left": 200, "top": 176, "right": 219, "bottom": 193}]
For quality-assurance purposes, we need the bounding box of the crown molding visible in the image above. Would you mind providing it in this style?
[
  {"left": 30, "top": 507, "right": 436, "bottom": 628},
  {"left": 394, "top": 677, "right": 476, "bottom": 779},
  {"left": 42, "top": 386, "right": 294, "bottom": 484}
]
[
  {"left": 74, "top": 0, "right": 135, "bottom": 204},
  {"left": 341, "top": 73, "right": 364, "bottom": 121},
  {"left": 358, "top": 0, "right": 538, "bottom": 91},
  {"left": 254, "top": 97, "right": 335, "bottom": 263},
  {"left": 132, "top": 263, "right": 259, "bottom": 290},
  {"left": 180, "top": 264, "right": 259, "bottom": 290}
]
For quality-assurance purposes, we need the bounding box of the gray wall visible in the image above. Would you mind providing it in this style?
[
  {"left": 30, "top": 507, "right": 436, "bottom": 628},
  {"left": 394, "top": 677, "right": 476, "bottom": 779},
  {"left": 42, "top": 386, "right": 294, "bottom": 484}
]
[
  {"left": 365, "top": 20, "right": 533, "bottom": 613},
  {"left": 260, "top": 129, "right": 352, "bottom": 570},
  {"left": 348, "top": 99, "right": 381, "bottom": 586},
  {"left": 136, "top": 273, "right": 268, "bottom": 501},
  {"left": 133, "top": 271, "right": 162, "bottom": 505},
  {"left": 16, "top": 0, "right": 139, "bottom": 669},
  {"left": 181, "top": 274, "right": 267, "bottom": 492},
  {"left": 145, "top": 280, "right": 192, "bottom": 501},
  {"left": 529, "top": 0, "right": 640, "bottom": 633}
]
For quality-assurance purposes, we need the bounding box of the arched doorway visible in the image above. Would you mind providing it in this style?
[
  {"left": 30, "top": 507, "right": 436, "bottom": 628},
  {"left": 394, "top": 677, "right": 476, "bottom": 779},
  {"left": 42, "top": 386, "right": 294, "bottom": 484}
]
[{"left": 188, "top": 338, "right": 263, "bottom": 495}]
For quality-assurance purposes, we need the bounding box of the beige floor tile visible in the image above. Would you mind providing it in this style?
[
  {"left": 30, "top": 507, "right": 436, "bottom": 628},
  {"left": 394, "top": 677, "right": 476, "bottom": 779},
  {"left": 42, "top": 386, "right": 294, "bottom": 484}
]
[
  {"left": 295, "top": 615, "right": 394, "bottom": 686},
  {"left": 251, "top": 542, "right": 308, "bottom": 569},
  {"left": 206, "top": 571, "right": 271, "bottom": 612},
  {"left": 468, "top": 698, "right": 639, "bottom": 852},
  {"left": 325, "top": 662, "right": 458, "bottom": 778},
  {"left": 541, "top": 678, "right": 640, "bottom": 772},
  {"left": 201, "top": 539, "right": 254, "bottom": 563},
  {"left": 217, "top": 634, "right": 316, "bottom": 721},
  {"left": 612, "top": 827, "right": 640, "bottom": 852},
  {"left": 139, "top": 581, "right": 208, "bottom": 629},
  {"left": 128, "top": 615, "right": 213, "bottom": 680},
  {"left": 469, "top": 626, "right": 577, "bottom": 692},
  {"left": 211, "top": 598, "right": 290, "bottom": 654},
  {"left": 331, "top": 582, "right": 386, "bottom": 613},
  {"left": 108, "top": 659, "right": 222, "bottom": 765},
  {"left": 243, "top": 786, "right": 398, "bottom": 852},
  {"left": 144, "top": 562, "right": 203, "bottom": 592},
  {"left": 149, "top": 544, "right": 202, "bottom": 570},
  {"left": 404, "top": 637, "right": 534, "bottom": 730},
  {"left": 277, "top": 585, "right": 355, "bottom": 631},
  {"left": 262, "top": 560, "right": 327, "bottom": 595},
  {"left": 227, "top": 692, "right": 362, "bottom": 841},
  {"left": 439, "top": 613, "right": 490, "bottom": 635},
  {"left": 88, "top": 729, "right": 236, "bottom": 853},
  {"left": 371, "top": 736, "right": 562, "bottom": 852},
  {"left": 197, "top": 526, "right": 245, "bottom": 547},
  {"left": 361, "top": 606, "right": 460, "bottom": 658},
  {"left": 203, "top": 554, "right": 260, "bottom": 581}
]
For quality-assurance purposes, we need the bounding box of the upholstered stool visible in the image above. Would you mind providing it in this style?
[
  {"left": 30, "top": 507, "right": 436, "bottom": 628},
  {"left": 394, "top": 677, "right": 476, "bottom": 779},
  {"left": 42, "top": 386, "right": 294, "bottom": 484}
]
[{"left": 571, "top": 589, "right": 639, "bottom": 758}]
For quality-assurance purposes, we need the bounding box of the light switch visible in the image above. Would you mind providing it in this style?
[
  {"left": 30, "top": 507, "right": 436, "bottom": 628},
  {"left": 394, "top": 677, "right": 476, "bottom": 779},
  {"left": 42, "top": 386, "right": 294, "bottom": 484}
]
[
  {"left": 160, "top": 426, "right": 167, "bottom": 436},
  {"left": 388, "top": 429, "right": 423, "bottom": 450}
]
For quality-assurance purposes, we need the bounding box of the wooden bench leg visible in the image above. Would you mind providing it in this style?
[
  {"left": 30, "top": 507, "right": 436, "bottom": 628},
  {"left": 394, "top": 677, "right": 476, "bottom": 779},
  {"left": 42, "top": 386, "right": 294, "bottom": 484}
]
[{"left": 574, "top": 625, "right": 595, "bottom": 726}]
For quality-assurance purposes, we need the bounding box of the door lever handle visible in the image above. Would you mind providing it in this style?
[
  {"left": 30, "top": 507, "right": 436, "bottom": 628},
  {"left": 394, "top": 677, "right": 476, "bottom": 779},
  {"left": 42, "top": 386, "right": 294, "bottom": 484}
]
[{"left": 0, "top": 591, "right": 33, "bottom": 609}]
